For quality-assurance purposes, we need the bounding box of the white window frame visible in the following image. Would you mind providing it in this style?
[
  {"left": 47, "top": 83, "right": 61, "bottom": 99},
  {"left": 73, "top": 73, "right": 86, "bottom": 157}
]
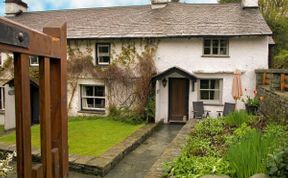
[
  {"left": 80, "top": 85, "right": 106, "bottom": 111},
  {"left": 29, "top": 56, "right": 39, "bottom": 67},
  {"left": 198, "top": 79, "right": 223, "bottom": 104},
  {"left": 203, "top": 38, "right": 229, "bottom": 57},
  {"left": 0, "top": 87, "right": 4, "bottom": 110},
  {"left": 96, "top": 44, "right": 110, "bottom": 65}
]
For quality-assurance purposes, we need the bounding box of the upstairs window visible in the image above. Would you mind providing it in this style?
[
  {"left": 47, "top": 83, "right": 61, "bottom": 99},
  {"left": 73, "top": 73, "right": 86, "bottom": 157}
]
[
  {"left": 29, "top": 56, "right": 39, "bottom": 66},
  {"left": 203, "top": 39, "right": 229, "bottom": 56},
  {"left": 81, "top": 85, "right": 105, "bottom": 111},
  {"left": 199, "top": 79, "right": 222, "bottom": 104},
  {"left": 0, "top": 87, "right": 4, "bottom": 110},
  {"left": 96, "top": 44, "right": 110, "bottom": 65}
]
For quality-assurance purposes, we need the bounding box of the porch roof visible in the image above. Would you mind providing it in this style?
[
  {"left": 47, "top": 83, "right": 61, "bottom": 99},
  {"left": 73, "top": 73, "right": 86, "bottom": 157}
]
[{"left": 153, "top": 67, "right": 197, "bottom": 81}]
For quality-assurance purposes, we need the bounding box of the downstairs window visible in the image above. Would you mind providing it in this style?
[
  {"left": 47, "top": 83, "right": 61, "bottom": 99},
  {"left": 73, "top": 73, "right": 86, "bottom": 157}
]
[
  {"left": 81, "top": 85, "right": 105, "bottom": 111},
  {"left": 199, "top": 79, "right": 222, "bottom": 104}
]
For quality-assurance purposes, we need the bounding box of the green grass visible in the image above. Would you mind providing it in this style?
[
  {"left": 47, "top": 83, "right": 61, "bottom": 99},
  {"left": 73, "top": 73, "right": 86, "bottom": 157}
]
[{"left": 0, "top": 118, "right": 144, "bottom": 156}]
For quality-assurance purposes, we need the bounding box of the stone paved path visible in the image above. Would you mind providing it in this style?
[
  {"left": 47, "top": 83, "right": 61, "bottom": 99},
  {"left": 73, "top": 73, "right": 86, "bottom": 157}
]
[{"left": 104, "top": 124, "right": 183, "bottom": 178}]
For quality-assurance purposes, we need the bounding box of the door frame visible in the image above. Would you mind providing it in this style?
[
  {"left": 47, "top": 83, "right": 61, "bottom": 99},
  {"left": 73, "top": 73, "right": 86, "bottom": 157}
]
[{"left": 168, "top": 78, "right": 189, "bottom": 122}]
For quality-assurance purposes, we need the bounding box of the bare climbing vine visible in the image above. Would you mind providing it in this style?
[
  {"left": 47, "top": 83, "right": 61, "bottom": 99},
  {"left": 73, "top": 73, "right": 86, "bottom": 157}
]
[{"left": 67, "top": 39, "right": 158, "bottom": 116}]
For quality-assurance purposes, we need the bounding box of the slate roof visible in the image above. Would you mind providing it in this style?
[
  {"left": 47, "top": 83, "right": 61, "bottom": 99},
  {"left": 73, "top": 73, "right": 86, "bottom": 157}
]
[{"left": 7, "top": 3, "right": 272, "bottom": 39}]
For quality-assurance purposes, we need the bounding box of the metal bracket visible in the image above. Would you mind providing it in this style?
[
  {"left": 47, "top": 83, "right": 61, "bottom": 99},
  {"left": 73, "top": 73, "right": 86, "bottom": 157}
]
[{"left": 0, "top": 22, "right": 29, "bottom": 48}]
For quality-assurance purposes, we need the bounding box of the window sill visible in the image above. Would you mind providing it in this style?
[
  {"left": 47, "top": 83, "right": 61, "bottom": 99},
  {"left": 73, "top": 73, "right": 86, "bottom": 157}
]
[
  {"left": 0, "top": 110, "right": 5, "bottom": 114},
  {"left": 201, "top": 55, "right": 230, "bottom": 58},
  {"left": 203, "top": 103, "right": 224, "bottom": 107},
  {"left": 78, "top": 110, "right": 106, "bottom": 115}
]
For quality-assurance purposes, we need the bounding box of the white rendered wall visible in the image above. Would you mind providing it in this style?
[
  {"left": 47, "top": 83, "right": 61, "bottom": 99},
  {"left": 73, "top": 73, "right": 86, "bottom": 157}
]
[
  {"left": 154, "top": 36, "right": 269, "bottom": 122},
  {"left": 4, "top": 85, "right": 15, "bottom": 130}
]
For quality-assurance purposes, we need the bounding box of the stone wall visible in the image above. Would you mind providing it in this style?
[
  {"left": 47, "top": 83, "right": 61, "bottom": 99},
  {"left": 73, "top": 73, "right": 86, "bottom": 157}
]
[{"left": 257, "top": 86, "right": 288, "bottom": 123}]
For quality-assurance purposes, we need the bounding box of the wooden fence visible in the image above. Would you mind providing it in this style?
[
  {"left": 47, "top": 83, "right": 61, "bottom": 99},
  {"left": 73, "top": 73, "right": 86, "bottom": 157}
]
[
  {"left": 256, "top": 69, "right": 288, "bottom": 92},
  {"left": 0, "top": 17, "right": 68, "bottom": 178}
]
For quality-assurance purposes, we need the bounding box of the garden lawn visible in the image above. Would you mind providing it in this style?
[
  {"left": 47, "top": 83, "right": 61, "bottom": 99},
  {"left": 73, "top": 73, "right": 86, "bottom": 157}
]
[{"left": 0, "top": 118, "right": 144, "bottom": 157}]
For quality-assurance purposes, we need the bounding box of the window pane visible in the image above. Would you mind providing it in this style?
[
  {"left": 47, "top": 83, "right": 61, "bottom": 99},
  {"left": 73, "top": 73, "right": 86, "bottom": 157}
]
[
  {"left": 204, "top": 40, "right": 211, "bottom": 47},
  {"left": 99, "top": 56, "right": 110, "bottom": 63},
  {"left": 95, "top": 99, "right": 105, "bottom": 108},
  {"left": 220, "top": 40, "right": 227, "bottom": 48},
  {"left": 86, "top": 98, "right": 94, "bottom": 108},
  {"left": 210, "top": 80, "right": 220, "bottom": 89},
  {"left": 212, "top": 40, "right": 219, "bottom": 48},
  {"left": 98, "top": 46, "right": 109, "bottom": 53},
  {"left": 200, "top": 91, "right": 209, "bottom": 100},
  {"left": 200, "top": 80, "right": 210, "bottom": 89},
  {"left": 204, "top": 48, "right": 211, "bottom": 55},
  {"left": 95, "top": 86, "right": 105, "bottom": 96},
  {"left": 213, "top": 48, "right": 218, "bottom": 55},
  {"left": 85, "top": 86, "right": 94, "bottom": 96},
  {"left": 220, "top": 48, "right": 227, "bottom": 55},
  {"left": 210, "top": 91, "right": 220, "bottom": 100}
]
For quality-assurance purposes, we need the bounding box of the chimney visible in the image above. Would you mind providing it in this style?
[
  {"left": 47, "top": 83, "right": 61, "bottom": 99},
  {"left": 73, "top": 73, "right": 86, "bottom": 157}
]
[
  {"left": 151, "top": 0, "right": 172, "bottom": 9},
  {"left": 5, "top": 0, "right": 28, "bottom": 16},
  {"left": 241, "top": 0, "right": 259, "bottom": 8}
]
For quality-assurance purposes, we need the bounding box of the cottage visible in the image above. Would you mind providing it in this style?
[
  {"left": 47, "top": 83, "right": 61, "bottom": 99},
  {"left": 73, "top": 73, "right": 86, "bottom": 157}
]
[{"left": 0, "top": 0, "right": 272, "bottom": 126}]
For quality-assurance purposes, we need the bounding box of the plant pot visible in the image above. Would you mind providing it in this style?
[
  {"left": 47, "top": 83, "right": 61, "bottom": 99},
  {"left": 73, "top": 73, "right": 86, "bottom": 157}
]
[{"left": 245, "top": 104, "right": 259, "bottom": 115}]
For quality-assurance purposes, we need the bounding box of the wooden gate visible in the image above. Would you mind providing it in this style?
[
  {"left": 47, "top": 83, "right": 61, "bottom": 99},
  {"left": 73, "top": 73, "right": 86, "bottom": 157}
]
[{"left": 0, "top": 17, "right": 68, "bottom": 178}]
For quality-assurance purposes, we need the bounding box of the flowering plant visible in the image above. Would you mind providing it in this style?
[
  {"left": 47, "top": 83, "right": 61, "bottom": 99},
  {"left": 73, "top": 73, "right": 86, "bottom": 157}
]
[{"left": 241, "top": 89, "right": 264, "bottom": 107}]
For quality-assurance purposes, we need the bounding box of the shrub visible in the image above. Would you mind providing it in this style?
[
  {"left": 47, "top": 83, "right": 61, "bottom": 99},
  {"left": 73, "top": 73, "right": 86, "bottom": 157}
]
[
  {"left": 224, "top": 111, "right": 251, "bottom": 127},
  {"left": 0, "top": 151, "right": 15, "bottom": 177},
  {"left": 109, "top": 106, "right": 144, "bottom": 124},
  {"left": 225, "top": 123, "right": 256, "bottom": 145},
  {"left": 182, "top": 137, "right": 216, "bottom": 157},
  {"left": 267, "top": 147, "right": 288, "bottom": 178},
  {"left": 144, "top": 93, "right": 155, "bottom": 123}
]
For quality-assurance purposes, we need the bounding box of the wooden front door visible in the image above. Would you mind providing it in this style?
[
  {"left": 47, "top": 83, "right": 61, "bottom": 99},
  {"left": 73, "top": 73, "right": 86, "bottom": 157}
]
[{"left": 169, "top": 78, "right": 189, "bottom": 122}]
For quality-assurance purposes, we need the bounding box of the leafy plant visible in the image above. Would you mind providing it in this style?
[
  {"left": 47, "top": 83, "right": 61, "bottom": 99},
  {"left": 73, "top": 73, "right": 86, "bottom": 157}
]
[
  {"left": 0, "top": 151, "right": 16, "bottom": 177},
  {"left": 165, "top": 155, "right": 234, "bottom": 178},
  {"left": 144, "top": 93, "right": 155, "bottom": 123},
  {"left": 225, "top": 123, "right": 256, "bottom": 145},
  {"left": 224, "top": 111, "right": 251, "bottom": 127},
  {"left": 267, "top": 147, "right": 288, "bottom": 178},
  {"left": 192, "top": 118, "right": 224, "bottom": 139},
  {"left": 108, "top": 106, "right": 144, "bottom": 124}
]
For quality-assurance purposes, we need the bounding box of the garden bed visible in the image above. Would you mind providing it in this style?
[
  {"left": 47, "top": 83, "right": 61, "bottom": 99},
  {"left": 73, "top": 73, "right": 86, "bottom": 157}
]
[{"left": 162, "top": 111, "right": 288, "bottom": 178}]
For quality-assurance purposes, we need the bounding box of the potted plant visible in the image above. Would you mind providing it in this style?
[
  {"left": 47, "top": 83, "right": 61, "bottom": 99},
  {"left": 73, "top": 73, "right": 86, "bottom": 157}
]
[{"left": 242, "top": 89, "right": 264, "bottom": 115}]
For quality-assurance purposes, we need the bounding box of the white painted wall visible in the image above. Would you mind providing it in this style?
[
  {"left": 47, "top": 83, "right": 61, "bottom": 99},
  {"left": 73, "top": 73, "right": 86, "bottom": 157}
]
[
  {"left": 154, "top": 36, "right": 269, "bottom": 122},
  {"left": 4, "top": 85, "right": 15, "bottom": 130}
]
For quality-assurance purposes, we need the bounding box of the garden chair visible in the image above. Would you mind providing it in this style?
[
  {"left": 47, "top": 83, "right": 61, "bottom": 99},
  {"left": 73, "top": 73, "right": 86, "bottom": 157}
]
[
  {"left": 217, "top": 102, "right": 236, "bottom": 117},
  {"left": 192, "top": 101, "right": 210, "bottom": 119}
]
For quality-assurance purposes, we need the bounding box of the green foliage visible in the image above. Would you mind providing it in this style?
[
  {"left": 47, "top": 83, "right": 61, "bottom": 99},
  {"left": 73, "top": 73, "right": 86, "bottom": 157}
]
[
  {"left": 225, "top": 123, "right": 256, "bottom": 145},
  {"left": 224, "top": 111, "right": 251, "bottom": 127},
  {"left": 225, "top": 130, "right": 271, "bottom": 178},
  {"left": 263, "top": 124, "right": 288, "bottom": 153},
  {"left": 182, "top": 137, "right": 215, "bottom": 157},
  {"left": 193, "top": 118, "right": 224, "bottom": 139},
  {"left": 166, "top": 156, "right": 233, "bottom": 178},
  {"left": 273, "top": 49, "right": 288, "bottom": 68},
  {"left": 144, "top": 93, "right": 155, "bottom": 123},
  {"left": 109, "top": 106, "right": 145, "bottom": 124},
  {"left": 267, "top": 147, "right": 288, "bottom": 178}
]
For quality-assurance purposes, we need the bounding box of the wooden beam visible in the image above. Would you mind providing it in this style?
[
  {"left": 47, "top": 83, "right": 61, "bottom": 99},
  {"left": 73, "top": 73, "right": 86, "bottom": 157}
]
[
  {"left": 44, "top": 22, "right": 68, "bottom": 178},
  {"left": 32, "top": 164, "right": 43, "bottom": 178},
  {"left": 14, "top": 53, "right": 32, "bottom": 178},
  {"left": 0, "top": 17, "right": 61, "bottom": 58},
  {"left": 39, "top": 57, "right": 52, "bottom": 178}
]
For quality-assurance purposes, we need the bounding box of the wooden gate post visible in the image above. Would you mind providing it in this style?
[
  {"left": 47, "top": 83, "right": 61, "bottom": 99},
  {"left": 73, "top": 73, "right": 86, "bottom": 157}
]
[
  {"left": 14, "top": 53, "right": 32, "bottom": 178},
  {"left": 43, "top": 22, "right": 68, "bottom": 178}
]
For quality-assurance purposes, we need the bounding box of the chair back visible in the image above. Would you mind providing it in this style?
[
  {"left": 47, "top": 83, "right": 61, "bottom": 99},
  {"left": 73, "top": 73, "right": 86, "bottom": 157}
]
[
  {"left": 193, "top": 101, "right": 204, "bottom": 118},
  {"left": 223, "top": 102, "right": 236, "bottom": 116}
]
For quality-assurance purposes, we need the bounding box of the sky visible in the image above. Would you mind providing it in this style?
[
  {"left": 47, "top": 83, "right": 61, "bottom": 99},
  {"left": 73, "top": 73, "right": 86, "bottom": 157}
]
[{"left": 0, "top": 0, "right": 217, "bottom": 15}]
